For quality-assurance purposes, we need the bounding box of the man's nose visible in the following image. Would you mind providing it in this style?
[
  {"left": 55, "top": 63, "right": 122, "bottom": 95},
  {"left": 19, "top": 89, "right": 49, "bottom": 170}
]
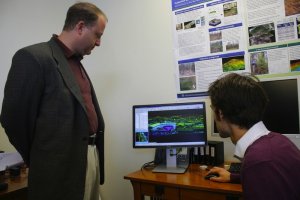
[{"left": 95, "top": 39, "right": 101, "bottom": 46}]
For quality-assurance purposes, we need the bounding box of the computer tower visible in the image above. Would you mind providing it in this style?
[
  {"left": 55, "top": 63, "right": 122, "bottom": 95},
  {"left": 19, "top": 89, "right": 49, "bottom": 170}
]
[{"left": 208, "top": 141, "right": 224, "bottom": 166}]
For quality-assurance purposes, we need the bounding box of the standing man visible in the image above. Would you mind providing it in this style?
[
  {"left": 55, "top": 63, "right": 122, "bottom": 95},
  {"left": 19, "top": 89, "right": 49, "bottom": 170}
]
[
  {"left": 206, "top": 73, "right": 300, "bottom": 200},
  {"left": 0, "top": 2, "right": 107, "bottom": 200}
]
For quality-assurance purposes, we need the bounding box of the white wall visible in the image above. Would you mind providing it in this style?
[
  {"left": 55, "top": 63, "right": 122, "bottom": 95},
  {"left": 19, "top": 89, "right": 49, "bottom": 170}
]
[
  {"left": 0, "top": 1, "right": 237, "bottom": 199},
  {"left": 0, "top": 1, "right": 68, "bottom": 150}
]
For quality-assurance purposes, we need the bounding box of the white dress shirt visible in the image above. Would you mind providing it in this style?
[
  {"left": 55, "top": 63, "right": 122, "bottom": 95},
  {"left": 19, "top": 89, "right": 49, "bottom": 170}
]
[{"left": 234, "top": 121, "right": 270, "bottom": 159}]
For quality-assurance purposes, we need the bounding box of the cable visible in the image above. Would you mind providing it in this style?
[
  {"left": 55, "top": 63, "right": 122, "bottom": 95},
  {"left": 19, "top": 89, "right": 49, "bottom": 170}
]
[
  {"left": 140, "top": 160, "right": 156, "bottom": 171},
  {"left": 169, "top": 147, "right": 182, "bottom": 156}
]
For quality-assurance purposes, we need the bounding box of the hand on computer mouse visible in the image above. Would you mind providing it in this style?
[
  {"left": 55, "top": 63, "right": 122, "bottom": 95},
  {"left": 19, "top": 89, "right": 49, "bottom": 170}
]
[
  {"left": 204, "top": 172, "right": 219, "bottom": 180},
  {"left": 205, "top": 167, "right": 231, "bottom": 182}
]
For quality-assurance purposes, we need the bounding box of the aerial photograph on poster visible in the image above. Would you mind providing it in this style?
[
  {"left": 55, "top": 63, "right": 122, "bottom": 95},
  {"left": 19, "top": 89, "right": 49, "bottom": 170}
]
[
  {"left": 222, "top": 56, "right": 245, "bottom": 72},
  {"left": 248, "top": 23, "right": 276, "bottom": 46}
]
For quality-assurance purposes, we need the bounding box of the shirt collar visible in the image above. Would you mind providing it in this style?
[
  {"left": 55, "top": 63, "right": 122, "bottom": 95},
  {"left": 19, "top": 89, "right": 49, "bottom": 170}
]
[
  {"left": 234, "top": 121, "right": 270, "bottom": 159},
  {"left": 52, "top": 34, "right": 83, "bottom": 60}
]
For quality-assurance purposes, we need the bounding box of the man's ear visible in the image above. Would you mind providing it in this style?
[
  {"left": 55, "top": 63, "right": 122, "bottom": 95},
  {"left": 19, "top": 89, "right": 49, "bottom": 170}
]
[
  {"left": 214, "top": 109, "right": 224, "bottom": 121},
  {"left": 75, "top": 21, "right": 85, "bottom": 35}
]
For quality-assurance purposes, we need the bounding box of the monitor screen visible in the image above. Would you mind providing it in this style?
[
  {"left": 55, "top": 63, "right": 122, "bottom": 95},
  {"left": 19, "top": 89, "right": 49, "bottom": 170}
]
[
  {"left": 212, "top": 75, "right": 300, "bottom": 136},
  {"left": 260, "top": 76, "right": 300, "bottom": 134},
  {"left": 133, "top": 102, "right": 207, "bottom": 148}
]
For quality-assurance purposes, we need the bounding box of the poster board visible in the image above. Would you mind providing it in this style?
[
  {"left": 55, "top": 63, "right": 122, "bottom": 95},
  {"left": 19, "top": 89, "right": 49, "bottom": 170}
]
[{"left": 171, "top": 0, "right": 300, "bottom": 98}]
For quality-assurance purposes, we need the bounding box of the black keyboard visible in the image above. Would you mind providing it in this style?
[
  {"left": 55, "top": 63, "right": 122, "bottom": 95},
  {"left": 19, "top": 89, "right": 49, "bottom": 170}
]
[{"left": 228, "top": 162, "right": 242, "bottom": 173}]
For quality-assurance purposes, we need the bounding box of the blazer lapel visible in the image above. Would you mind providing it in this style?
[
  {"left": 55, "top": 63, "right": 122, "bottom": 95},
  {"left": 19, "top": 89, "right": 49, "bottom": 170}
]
[{"left": 48, "top": 38, "right": 88, "bottom": 114}]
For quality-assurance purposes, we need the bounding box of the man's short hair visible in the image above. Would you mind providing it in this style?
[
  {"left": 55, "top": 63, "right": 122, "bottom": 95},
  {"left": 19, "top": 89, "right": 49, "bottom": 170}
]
[
  {"left": 63, "top": 2, "right": 107, "bottom": 31},
  {"left": 208, "top": 73, "right": 269, "bottom": 129}
]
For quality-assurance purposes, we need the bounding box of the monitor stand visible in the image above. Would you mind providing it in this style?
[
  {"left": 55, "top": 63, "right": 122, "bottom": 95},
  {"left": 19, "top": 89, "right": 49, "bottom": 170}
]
[{"left": 152, "top": 148, "right": 189, "bottom": 174}]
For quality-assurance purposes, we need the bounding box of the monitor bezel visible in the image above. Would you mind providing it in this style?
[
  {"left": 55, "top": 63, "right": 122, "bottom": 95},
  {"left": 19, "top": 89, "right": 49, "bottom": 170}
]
[{"left": 133, "top": 101, "right": 208, "bottom": 148}]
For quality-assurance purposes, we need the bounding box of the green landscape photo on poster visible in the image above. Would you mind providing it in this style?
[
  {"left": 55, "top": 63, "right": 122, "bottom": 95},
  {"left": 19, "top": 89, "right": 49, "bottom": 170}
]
[{"left": 222, "top": 56, "right": 245, "bottom": 72}]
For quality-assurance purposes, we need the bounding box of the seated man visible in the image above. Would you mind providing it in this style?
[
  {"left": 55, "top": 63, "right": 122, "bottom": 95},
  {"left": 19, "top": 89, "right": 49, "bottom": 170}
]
[{"left": 206, "top": 73, "right": 300, "bottom": 200}]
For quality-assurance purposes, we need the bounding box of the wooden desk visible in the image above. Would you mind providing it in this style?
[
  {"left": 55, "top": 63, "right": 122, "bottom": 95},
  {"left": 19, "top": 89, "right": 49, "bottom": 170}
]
[
  {"left": 0, "top": 169, "right": 28, "bottom": 200},
  {"left": 124, "top": 164, "right": 242, "bottom": 200}
]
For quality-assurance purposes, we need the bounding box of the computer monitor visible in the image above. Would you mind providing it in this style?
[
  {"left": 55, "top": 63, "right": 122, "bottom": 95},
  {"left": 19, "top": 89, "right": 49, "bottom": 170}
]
[
  {"left": 212, "top": 75, "right": 300, "bottom": 148},
  {"left": 260, "top": 76, "right": 300, "bottom": 137},
  {"left": 133, "top": 102, "right": 207, "bottom": 173}
]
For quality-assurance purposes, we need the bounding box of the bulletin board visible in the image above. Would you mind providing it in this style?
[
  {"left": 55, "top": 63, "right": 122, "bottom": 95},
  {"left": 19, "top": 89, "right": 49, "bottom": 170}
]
[{"left": 171, "top": 0, "right": 300, "bottom": 98}]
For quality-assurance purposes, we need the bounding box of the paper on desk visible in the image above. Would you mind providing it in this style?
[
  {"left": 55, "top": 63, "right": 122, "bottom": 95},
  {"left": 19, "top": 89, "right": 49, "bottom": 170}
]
[{"left": 0, "top": 152, "right": 24, "bottom": 171}]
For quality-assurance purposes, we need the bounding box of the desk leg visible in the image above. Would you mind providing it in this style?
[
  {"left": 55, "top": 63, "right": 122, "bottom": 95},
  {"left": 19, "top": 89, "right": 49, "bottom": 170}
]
[{"left": 131, "top": 181, "right": 144, "bottom": 200}]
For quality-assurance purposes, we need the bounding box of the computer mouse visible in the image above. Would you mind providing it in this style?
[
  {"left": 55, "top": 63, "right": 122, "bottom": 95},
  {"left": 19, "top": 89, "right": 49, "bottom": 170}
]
[{"left": 204, "top": 173, "right": 219, "bottom": 180}]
